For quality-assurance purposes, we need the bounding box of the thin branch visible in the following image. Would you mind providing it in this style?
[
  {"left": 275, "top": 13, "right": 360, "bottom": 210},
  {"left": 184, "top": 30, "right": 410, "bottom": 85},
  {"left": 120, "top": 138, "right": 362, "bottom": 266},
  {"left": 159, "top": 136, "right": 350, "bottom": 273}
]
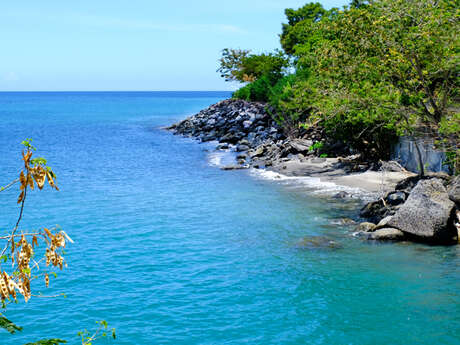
[
  {"left": 30, "top": 293, "right": 66, "bottom": 298},
  {"left": 0, "top": 163, "right": 30, "bottom": 258},
  {"left": 0, "top": 232, "right": 41, "bottom": 240},
  {"left": 0, "top": 179, "right": 19, "bottom": 193}
]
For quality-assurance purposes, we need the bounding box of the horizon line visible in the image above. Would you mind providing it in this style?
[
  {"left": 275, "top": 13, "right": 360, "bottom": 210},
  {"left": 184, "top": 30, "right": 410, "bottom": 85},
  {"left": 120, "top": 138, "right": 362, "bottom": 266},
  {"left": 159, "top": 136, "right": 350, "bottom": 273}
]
[{"left": 0, "top": 90, "right": 233, "bottom": 93}]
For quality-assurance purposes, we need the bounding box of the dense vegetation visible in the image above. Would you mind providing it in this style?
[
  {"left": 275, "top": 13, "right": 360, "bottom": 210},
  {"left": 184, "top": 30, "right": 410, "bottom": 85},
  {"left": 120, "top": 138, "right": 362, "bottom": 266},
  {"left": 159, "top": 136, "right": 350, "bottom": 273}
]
[{"left": 219, "top": 0, "right": 459, "bottom": 171}]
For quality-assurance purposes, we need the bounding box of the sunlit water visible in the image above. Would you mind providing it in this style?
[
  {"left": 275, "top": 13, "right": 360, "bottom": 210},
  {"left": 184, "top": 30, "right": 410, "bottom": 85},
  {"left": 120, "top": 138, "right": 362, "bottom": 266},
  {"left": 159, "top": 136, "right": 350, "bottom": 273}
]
[{"left": 0, "top": 92, "right": 459, "bottom": 345}]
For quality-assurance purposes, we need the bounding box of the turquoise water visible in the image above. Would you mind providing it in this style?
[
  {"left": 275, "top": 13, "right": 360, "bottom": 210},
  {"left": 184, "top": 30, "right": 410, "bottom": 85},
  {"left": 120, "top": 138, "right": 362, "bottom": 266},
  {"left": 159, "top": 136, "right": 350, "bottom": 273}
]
[{"left": 0, "top": 92, "right": 459, "bottom": 345}]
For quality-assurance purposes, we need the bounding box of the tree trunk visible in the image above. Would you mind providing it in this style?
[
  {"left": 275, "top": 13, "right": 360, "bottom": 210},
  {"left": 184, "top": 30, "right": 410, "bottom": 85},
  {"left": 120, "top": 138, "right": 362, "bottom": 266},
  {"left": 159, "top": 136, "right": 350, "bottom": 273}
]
[{"left": 414, "top": 140, "right": 425, "bottom": 178}]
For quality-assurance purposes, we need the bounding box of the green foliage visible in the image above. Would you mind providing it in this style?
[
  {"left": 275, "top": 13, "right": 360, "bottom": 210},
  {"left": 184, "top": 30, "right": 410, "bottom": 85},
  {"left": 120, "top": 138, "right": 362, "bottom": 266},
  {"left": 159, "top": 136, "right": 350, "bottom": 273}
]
[
  {"left": 218, "top": 49, "right": 288, "bottom": 83},
  {"left": 21, "top": 138, "right": 36, "bottom": 151},
  {"left": 233, "top": 75, "right": 275, "bottom": 102},
  {"left": 280, "top": 2, "right": 335, "bottom": 55},
  {"left": 0, "top": 316, "right": 23, "bottom": 334},
  {"left": 350, "top": 0, "right": 369, "bottom": 8},
  {"left": 217, "top": 49, "right": 251, "bottom": 82},
  {"left": 78, "top": 320, "right": 116, "bottom": 345},
  {"left": 219, "top": 0, "right": 459, "bottom": 161},
  {"left": 309, "top": 142, "right": 324, "bottom": 152}
]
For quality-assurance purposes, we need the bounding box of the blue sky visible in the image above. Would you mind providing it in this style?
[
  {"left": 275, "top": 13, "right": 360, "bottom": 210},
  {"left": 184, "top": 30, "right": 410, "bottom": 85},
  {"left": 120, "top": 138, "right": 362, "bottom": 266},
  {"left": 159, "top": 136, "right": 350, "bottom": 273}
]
[{"left": 1, "top": 0, "right": 349, "bottom": 91}]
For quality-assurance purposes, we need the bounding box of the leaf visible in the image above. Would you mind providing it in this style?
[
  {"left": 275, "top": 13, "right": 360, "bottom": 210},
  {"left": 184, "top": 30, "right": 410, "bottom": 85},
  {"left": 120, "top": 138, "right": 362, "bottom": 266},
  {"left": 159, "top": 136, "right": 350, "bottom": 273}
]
[
  {"left": 23, "top": 339, "right": 67, "bottom": 345},
  {"left": 32, "top": 236, "right": 38, "bottom": 248},
  {"left": 44, "top": 228, "right": 52, "bottom": 238},
  {"left": 0, "top": 316, "right": 23, "bottom": 334}
]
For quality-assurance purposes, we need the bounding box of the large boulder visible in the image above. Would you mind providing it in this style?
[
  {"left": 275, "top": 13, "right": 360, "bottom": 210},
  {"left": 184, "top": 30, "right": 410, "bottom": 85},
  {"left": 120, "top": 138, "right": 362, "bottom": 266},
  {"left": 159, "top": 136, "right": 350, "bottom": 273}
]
[
  {"left": 387, "top": 178, "right": 456, "bottom": 243},
  {"left": 290, "top": 139, "right": 313, "bottom": 153},
  {"left": 447, "top": 175, "right": 460, "bottom": 204}
]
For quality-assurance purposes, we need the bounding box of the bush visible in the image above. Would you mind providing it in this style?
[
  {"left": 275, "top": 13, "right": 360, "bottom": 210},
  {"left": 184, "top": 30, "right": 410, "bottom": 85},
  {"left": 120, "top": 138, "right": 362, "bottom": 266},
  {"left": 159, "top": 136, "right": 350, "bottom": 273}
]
[{"left": 232, "top": 75, "right": 276, "bottom": 102}]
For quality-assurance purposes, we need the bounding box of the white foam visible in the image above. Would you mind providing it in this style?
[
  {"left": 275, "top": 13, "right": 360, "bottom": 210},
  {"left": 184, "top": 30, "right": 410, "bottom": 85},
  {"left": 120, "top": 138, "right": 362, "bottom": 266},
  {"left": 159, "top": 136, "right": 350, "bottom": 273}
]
[
  {"left": 208, "top": 152, "right": 224, "bottom": 166},
  {"left": 250, "top": 168, "right": 374, "bottom": 199},
  {"left": 207, "top": 150, "right": 236, "bottom": 167}
]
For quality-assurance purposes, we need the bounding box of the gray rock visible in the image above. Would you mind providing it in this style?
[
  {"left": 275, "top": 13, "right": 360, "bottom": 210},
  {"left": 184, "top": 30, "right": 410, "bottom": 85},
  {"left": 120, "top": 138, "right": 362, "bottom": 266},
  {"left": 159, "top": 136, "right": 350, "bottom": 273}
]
[
  {"left": 243, "top": 120, "right": 253, "bottom": 129},
  {"left": 386, "top": 191, "right": 406, "bottom": 206},
  {"left": 367, "top": 228, "right": 406, "bottom": 241},
  {"left": 236, "top": 144, "right": 250, "bottom": 152},
  {"left": 356, "top": 222, "right": 376, "bottom": 232},
  {"left": 220, "top": 165, "right": 248, "bottom": 171},
  {"left": 387, "top": 179, "right": 456, "bottom": 243},
  {"left": 333, "top": 191, "right": 349, "bottom": 199},
  {"left": 290, "top": 139, "right": 313, "bottom": 153},
  {"left": 220, "top": 132, "right": 240, "bottom": 144},
  {"left": 380, "top": 160, "right": 407, "bottom": 172},
  {"left": 216, "top": 143, "right": 229, "bottom": 150},
  {"left": 375, "top": 215, "right": 394, "bottom": 230},
  {"left": 249, "top": 146, "right": 265, "bottom": 158},
  {"left": 201, "top": 134, "right": 216, "bottom": 142},
  {"left": 447, "top": 175, "right": 460, "bottom": 204}
]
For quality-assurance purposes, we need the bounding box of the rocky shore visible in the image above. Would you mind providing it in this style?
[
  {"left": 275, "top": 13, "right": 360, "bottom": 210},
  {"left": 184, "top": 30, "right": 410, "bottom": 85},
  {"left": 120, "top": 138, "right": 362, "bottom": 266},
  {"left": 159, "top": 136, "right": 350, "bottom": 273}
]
[{"left": 168, "top": 99, "right": 460, "bottom": 245}]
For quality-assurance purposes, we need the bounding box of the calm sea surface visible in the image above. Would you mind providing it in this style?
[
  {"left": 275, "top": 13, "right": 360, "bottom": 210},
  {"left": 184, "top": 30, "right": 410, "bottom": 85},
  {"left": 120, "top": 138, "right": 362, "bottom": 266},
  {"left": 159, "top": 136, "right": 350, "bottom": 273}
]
[{"left": 0, "top": 92, "right": 459, "bottom": 345}]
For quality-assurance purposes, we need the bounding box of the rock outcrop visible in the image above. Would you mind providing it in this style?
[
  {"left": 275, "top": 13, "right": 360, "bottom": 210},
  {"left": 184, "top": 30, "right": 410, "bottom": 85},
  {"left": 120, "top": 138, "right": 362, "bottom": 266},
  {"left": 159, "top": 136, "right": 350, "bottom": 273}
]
[
  {"left": 168, "top": 99, "right": 331, "bottom": 170},
  {"left": 448, "top": 175, "right": 460, "bottom": 204},
  {"left": 360, "top": 178, "right": 458, "bottom": 244},
  {"left": 385, "top": 179, "right": 456, "bottom": 243}
]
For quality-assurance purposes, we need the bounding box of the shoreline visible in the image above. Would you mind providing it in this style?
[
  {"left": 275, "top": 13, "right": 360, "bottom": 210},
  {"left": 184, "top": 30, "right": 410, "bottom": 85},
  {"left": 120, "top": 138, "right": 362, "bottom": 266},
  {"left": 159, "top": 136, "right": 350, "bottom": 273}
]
[
  {"left": 168, "top": 98, "right": 459, "bottom": 245},
  {"left": 266, "top": 158, "right": 415, "bottom": 194}
]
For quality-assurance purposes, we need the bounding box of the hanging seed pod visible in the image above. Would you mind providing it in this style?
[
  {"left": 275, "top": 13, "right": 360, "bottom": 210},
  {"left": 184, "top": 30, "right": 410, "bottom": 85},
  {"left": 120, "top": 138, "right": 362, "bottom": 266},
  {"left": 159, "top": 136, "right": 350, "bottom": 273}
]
[
  {"left": 3, "top": 272, "right": 16, "bottom": 300},
  {"left": 0, "top": 273, "right": 9, "bottom": 300},
  {"left": 45, "top": 273, "right": 49, "bottom": 288}
]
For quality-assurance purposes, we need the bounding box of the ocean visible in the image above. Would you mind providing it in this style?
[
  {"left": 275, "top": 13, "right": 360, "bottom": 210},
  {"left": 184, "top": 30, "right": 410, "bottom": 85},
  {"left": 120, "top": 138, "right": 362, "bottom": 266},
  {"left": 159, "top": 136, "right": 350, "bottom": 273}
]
[{"left": 0, "top": 92, "right": 459, "bottom": 344}]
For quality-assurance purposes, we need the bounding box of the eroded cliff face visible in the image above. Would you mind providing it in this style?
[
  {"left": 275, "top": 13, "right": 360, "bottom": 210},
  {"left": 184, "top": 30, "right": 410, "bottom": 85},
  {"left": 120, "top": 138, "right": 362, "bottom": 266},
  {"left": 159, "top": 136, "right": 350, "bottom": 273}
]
[{"left": 392, "top": 137, "right": 451, "bottom": 174}]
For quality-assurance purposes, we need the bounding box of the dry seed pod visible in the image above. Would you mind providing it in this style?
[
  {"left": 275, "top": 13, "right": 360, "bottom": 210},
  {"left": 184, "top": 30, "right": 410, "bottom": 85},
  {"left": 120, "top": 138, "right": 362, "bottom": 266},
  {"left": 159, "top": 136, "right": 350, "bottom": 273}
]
[
  {"left": 0, "top": 273, "right": 9, "bottom": 300},
  {"left": 19, "top": 171, "right": 26, "bottom": 186},
  {"left": 45, "top": 273, "right": 49, "bottom": 288}
]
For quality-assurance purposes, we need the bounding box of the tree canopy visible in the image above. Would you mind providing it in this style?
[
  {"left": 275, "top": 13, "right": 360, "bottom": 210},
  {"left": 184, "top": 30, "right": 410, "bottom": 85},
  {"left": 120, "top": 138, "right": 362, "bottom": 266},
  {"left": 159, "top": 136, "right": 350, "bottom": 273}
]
[{"left": 218, "top": 0, "right": 459, "bottom": 170}]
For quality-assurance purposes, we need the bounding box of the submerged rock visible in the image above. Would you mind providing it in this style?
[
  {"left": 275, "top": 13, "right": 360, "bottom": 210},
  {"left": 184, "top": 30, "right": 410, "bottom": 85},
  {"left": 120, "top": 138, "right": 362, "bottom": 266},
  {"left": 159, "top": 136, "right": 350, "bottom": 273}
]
[
  {"left": 333, "top": 191, "right": 349, "bottom": 199},
  {"left": 295, "top": 236, "right": 343, "bottom": 250},
  {"left": 356, "top": 222, "right": 376, "bottom": 232},
  {"left": 367, "top": 228, "right": 406, "bottom": 241},
  {"left": 220, "top": 165, "right": 248, "bottom": 171}
]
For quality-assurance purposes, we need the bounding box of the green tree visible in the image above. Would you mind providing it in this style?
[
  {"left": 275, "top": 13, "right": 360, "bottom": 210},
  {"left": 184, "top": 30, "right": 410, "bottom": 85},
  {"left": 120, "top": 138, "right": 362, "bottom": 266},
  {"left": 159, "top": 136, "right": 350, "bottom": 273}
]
[
  {"left": 280, "top": 2, "right": 337, "bottom": 56},
  {"left": 218, "top": 48, "right": 288, "bottom": 83}
]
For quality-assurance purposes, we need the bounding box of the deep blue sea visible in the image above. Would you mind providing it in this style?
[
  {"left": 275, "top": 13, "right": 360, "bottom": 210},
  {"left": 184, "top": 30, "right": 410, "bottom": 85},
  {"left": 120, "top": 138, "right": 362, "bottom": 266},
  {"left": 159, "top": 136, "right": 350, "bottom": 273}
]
[{"left": 0, "top": 92, "right": 459, "bottom": 345}]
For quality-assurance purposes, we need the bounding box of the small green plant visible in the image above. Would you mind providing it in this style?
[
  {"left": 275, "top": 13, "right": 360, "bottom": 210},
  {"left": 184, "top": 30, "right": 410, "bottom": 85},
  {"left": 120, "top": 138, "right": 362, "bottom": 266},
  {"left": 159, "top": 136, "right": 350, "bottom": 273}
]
[
  {"left": 309, "top": 142, "right": 324, "bottom": 152},
  {"left": 78, "top": 320, "right": 116, "bottom": 345},
  {"left": 320, "top": 153, "right": 328, "bottom": 158}
]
